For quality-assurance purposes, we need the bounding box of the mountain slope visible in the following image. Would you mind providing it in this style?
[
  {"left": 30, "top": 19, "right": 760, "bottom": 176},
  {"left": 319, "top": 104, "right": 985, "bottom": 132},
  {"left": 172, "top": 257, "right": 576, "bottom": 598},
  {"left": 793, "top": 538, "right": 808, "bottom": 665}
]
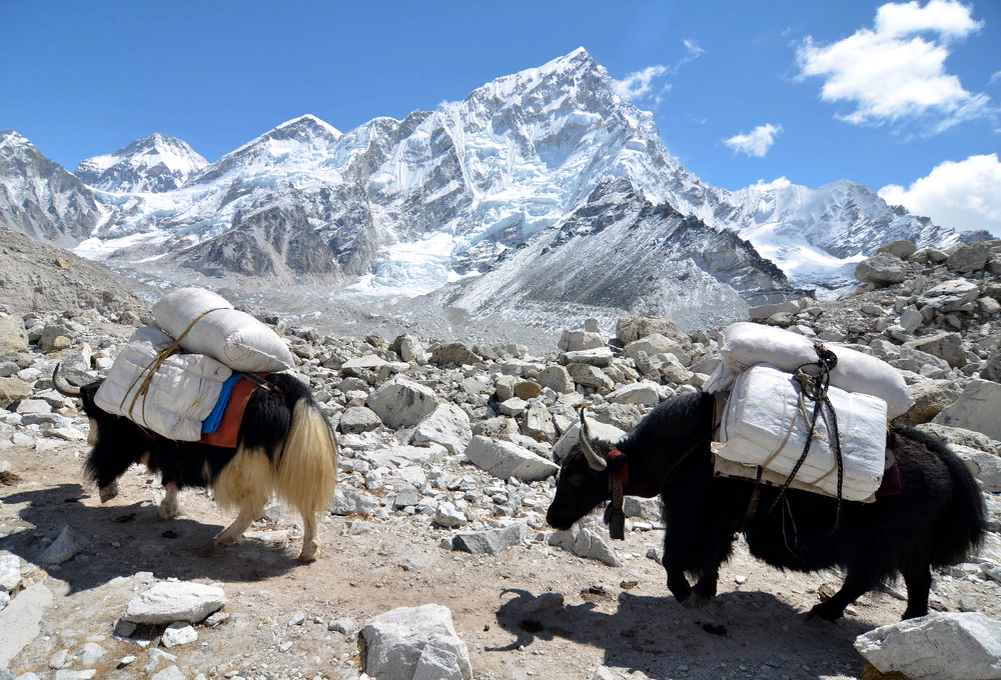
[
  {"left": 75, "top": 132, "right": 208, "bottom": 193},
  {"left": 0, "top": 131, "right": 120, "bottom": 246}
]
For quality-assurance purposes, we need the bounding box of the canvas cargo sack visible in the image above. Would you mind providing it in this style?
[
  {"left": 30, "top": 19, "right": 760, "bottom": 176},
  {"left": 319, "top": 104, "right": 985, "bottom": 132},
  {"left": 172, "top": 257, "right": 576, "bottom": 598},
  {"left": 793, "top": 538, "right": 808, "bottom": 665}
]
[
  {"left": 711, "top": 364, "right": 887, "bottom": 502},
  {"left": 153, "top": 287, "right": 296, "bottom": 372},
  {"left": 94, "top": 326, "right": 233, "bottom": 441},
  {"left": 705, "top": 322, "right": 914, "bottom": 418}
]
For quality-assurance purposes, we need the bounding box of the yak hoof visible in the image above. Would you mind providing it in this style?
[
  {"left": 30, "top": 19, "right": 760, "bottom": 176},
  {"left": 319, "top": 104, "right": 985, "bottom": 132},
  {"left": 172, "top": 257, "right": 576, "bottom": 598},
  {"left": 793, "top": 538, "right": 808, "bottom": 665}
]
[
  {"left": 156, "top": 502, "right": 179, "bottom": 520},
  {"left": 806, "top": 604, "right": 843, "bottom": 624},
  {"left": 298, "top": 541, "right": 320, "bottom": 563},
  {"left": 214, "top": 527, "right": 243, "bottom": 547},
  {"left": 680, "top": 593, "right": 712, "bottom": 609},
  {"left": 99, "top": 481, "right": 120, "bottom": 503}
]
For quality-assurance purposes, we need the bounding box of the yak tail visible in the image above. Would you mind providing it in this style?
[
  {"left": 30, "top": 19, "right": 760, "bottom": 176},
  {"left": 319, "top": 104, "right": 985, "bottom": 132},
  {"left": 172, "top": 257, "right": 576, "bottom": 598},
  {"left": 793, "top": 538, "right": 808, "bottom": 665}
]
[
  {"left": 273, "top": 399, "right": 338, "bottom": 521},
  {"left": 929, "top": 443, "right": 986, "bottom": 567}
]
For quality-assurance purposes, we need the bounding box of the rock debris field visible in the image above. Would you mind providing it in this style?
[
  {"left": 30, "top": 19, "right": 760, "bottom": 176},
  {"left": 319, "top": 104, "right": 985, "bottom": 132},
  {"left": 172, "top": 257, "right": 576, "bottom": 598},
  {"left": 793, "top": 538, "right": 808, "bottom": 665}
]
[{"left": 1, "top": 238, "right": 1001, "bottom": 680}]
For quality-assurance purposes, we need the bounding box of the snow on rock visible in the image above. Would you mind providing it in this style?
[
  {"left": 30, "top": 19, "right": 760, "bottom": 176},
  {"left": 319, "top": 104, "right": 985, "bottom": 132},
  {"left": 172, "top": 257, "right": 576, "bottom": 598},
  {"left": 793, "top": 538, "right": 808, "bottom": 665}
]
[
  {"left": 74, "top": 133, "right": 208, "bottom": 193},
  {"left": 121, "top": 582, "right": 225, "bottom": 624}
]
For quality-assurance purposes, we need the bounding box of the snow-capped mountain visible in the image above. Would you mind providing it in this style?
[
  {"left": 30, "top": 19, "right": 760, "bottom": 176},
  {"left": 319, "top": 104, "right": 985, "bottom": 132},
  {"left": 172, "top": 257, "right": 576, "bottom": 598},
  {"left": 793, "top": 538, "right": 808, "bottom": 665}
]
[
  {"left": 0, "top": 48, "right": 963, "bottom": 319},
  {"left": 75, "top": 132, "right": 208, "bottom": 193},
  {"left": 0, "top": 130, "right": 120, "bottom": 247}
]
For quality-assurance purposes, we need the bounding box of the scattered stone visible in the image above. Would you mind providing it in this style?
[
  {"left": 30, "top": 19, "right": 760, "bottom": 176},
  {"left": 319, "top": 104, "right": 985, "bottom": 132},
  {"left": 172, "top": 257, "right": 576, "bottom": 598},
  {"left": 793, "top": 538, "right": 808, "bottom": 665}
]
[
  {"left": 854, "top": 612, "right": 1001, "bottom": 680},
  {"left": 330, "top": 486, "right": 379, "bottom": 516},
  {"left": 76, "top": 642, "right": 105, "bottom": 665},
  {"left": 39, "top": 525, "right": 80, "bottom": 565},
  {"left": 150, "top": 666, "right": 185, "bottom": 680},
  {"left": 339, "top": 406, "right": 383, "bottom": 434},
  {"left": 53, "top": 671, "right": 97, "bottom": 680},
  {"left": 430, "top": 342, "right": 480, "bottom": 367},
  {"left": 933, "top": 379, "right": 1001, "bottom": 440},
  {"left": 450, "top": 524, "right": 527, "bottom": 555},
  {"left": 121, "top": 582, "right": 225, "bottom": 624},
  {"left": 0, "top": 583, "right": 53, "bottom": 669},
  {"left": 0, "top": 555, "right": 20, "bottom": 592},
  {"left": 558, "top": 330, "right": 604, "bottom": 352},
  {"left": 410, "top": 403, "right": 471, "bottom": 454},
  {"left": 855, "top": 254, "right": 907, "bottom": 285},
  {"left": 433, "top": 502, "right": 468, "bottom": 528},
  {"left": 463, "top": 436, "right": 558, "bottom": 482},
  {"left": 367, "top": 377, "right": 438, "bottom": 429},
  {"left": 204, "top": 611, "right": 229, "bottom": 628},
  {"left": 549, "top": 521, "right": 621, "bottom": 567},
  {"left": 361, "top": 604, "right": 472, "bottom": 680},
  {"left": 0, "top": 378, "right": 32, "bottom": 410}
]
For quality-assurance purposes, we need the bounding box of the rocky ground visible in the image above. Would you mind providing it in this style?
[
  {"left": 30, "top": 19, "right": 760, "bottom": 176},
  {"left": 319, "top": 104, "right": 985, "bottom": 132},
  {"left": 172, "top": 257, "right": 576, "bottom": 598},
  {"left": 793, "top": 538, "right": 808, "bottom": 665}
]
[{"left": 1, "top": 238, "right": 1000, "bottom": 680}]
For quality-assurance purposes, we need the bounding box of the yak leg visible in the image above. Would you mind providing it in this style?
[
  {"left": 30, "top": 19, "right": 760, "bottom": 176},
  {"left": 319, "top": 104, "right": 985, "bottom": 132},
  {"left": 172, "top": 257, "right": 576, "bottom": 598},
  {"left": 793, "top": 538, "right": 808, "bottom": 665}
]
[
  {"left": 299, "top": 513, "right": 319, "bottom": 563},
  {"left": 900, "top": 564, "right": 932, "bottom": 620},
  {"left": 99, "top": 479, "right": 120, "bottom": 503},
  {"left": 664, "top": 558, "right": 693, "bottom": 604},
  {"left": 214, "top": 488, "right": 269, "bottom": 547},
  {"left": 156, "top": 482, "right": 181, "bottom": 520},
  {"left": 808, "top": 566, "right": 878, "bottom": 621}
]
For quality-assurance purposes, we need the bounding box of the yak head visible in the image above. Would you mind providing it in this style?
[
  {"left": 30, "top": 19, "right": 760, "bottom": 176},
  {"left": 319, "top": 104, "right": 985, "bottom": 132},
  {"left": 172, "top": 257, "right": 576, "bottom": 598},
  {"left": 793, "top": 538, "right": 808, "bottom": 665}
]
[
  {"left": 546, "top": 407, "right": 620, "bottom": 531},
  {"left": 52, "top": 364, "right": 105, "bottom": 446}
]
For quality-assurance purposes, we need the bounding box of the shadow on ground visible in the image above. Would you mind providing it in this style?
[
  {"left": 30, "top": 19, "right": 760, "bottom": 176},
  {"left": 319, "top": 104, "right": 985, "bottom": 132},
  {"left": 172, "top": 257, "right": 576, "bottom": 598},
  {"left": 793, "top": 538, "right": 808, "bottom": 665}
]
[
  {"left": 491, "top": 587, "right": 873, "bottom": 679},
  {"left": 1, "top": 484, "right": 304, "bottom": 594}
]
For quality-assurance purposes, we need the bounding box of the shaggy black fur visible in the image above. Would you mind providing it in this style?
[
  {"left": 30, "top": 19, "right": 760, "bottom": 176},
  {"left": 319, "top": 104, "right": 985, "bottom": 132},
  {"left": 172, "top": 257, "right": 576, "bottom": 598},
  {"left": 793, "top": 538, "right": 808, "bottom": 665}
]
[
  {"left": 77, "top": 374, "right": 325, "bottom": 492},
  {"left": 547, "top": 390, "right": 986, "bottom": 621}
]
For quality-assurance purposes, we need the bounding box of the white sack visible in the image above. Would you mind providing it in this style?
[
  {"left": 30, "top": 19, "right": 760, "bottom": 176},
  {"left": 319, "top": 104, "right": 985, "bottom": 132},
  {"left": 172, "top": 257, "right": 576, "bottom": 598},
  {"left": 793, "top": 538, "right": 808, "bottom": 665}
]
[
  {"left": 153, "top": 288, "right": 296, "bottom": 372},
  {"left": 705, "top": 322, "right": 913, "bottom": 417},
  {"left": 712, "top": 364, "right": 887, "bottom": 502},
  {"left": 95, "top": 326, "right": 232, "bottom": 441}
]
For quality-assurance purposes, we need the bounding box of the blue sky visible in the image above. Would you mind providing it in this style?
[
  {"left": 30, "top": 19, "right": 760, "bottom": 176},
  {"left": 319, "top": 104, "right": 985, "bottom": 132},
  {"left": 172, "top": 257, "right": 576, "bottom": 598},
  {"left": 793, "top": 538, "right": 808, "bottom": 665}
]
[{"left": 3, "top": 0, "right": 999, "bottom": 233}]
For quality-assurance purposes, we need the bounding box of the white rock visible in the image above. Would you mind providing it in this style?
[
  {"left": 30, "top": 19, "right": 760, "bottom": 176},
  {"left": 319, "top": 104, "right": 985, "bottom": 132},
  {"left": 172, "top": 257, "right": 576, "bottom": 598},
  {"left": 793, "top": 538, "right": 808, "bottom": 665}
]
[
  {"left": 53, "top": 671, "right": 97, "bottom": 680},
  {"left": 0, "top": 554, "right": 20, "bottom": 592},
  {"left": 549, "top": 520, "right": 621, "bottom": 567},
  {"left": 607, "top": 382, "right": 660, "bottom": 406},
  {"left": 933, "top": 379, "right": 1001, "bottom": 440},
  {"left": 151, "top": 666, "right": 186, "bottom": 680},
  {"left": 76, "top": 642, "right": 105, "bottom": 665},
  {"left": 433, "top": 502, "right": 468, "bottom": 528},
  {"left": 410, "top": 403, "right": 471, "bottom": 455},
  {"left": 536, "top": 365, "right": 575, "bottom": 394},
  {"left": 0, "top": 584, "right": 54, "bottom": 669},
  {"left": 854, "top": 612, "right": 1001, "bottom": 680},
  {"left": 162, "top": 622, "right": 198, "bottom": 648},
  {"left": 39, "top": 526, "right": 80, "bottom": 565},
  {"left": 367, "top": 377, "right": 438, "bottom": 429},
  {"left": 342, "top": 355, "right": 389, "bottom": 371},
  {"left": 463, "top": 436, "right": 558, "bottom": 482},
  {"left": 121, "top": 582, "right": 225, "bottom": 624},
  {"left": 361, "top": 604, "right": 472, "bottom": 680}
]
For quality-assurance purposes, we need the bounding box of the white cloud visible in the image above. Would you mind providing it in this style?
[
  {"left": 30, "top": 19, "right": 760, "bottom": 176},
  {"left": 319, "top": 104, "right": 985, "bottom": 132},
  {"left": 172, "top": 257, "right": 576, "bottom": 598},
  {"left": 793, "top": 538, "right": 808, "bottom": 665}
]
[
  {"left": 795, "top": 0, "right": 993, "bottom": 134},
  {"left": 612, "top": 39, "right": 705, "bottom": 104},
  {"left": 991, "top": 71, "right": 1001, "bottom": 87},
  {"left": 878, "top": 153, "right": 1001, "bottom": 234},
  {"left": 613, "top": 65, "right": 670, "bottom": 101},
  {"left": 750, "top": 177, "right": 794, "bottom": 191},
  {"left": 723, "top": 124, "right": 783, "bottom": 157}
]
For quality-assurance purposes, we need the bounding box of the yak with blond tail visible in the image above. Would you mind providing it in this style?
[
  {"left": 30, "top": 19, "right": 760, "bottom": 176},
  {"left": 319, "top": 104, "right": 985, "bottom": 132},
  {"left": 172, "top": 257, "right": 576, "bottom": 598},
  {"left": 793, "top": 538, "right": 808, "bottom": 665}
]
[{"left": 53, "top": 365, "right": 338, "bottom": 562}]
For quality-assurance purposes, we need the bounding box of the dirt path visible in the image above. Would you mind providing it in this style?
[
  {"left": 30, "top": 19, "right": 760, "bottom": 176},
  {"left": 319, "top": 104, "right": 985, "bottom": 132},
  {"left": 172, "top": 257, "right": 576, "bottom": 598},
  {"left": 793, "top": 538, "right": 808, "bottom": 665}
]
[{"left": 2, "top": 439, "right": 997, "bottom": 680}]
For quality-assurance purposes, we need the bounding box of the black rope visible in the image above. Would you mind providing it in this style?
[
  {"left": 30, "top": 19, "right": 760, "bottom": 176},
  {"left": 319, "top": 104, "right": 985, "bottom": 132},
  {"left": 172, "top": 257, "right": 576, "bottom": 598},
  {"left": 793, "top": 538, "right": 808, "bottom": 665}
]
[{"left": 764, "top": 342, "right": 845, "bottom": 535}]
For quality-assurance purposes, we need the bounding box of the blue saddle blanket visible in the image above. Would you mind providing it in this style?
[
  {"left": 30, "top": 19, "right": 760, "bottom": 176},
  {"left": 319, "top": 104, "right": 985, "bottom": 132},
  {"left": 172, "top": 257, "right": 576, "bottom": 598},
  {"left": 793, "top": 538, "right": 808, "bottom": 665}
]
[{"left": 202, "top": 374, "right": 241, "bottom": 434}]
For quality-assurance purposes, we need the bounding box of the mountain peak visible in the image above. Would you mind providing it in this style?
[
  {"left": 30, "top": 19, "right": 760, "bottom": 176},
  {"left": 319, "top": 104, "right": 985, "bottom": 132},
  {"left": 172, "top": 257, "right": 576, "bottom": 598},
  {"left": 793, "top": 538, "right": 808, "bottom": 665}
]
[
  {"left": 0, "top": 130, "right": 32, "bottom": 151},
  {"left": 75, "top": 133, "right": 208, "bottom": 193},
  {"left": 276, "top": 114, "right": 342, "bottom": 137}
]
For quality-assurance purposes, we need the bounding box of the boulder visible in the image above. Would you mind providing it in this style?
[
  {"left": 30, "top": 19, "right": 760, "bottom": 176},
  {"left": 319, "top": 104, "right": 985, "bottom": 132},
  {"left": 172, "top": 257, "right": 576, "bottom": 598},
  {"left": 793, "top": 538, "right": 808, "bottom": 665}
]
[
  {"left": 367, "top": 377, "right": 438, "bottom": 429},
  {"left": 567, "top": 364, "right": 614, "bottom": 391},
  {"left": 933, "top": 379, "right": 1001, "bottom": 440},
  {"left": 397, "top": 335, "right": 428, "bottom": 364},
  {"left": 896, "top": 380, "right": 963, "bottom": 426},
  {"left": 561, "top": 348, "right": 614, "bottom": 367},
  {"left": 623, "top": 333, "right": 690, "bottom": 365},
  {"left": 0, "top": 555, "right": 20, "bottom": 592},
  {"left": 410, "top": 403, "right": 471, "bottom": 455},
  {"left": 549, "top": 519, "right": 621, "bottom": 567},
  {"left": 330, "top": 487, "right": 379, "bottom": 516},
  {"left": 855, "top": 254, "right": 907, "bottom": 285},
  {"left": 430, "top": 342, "right": 480, "bottom": 367},
  {"left": 748, "top": 300, "right": 800, "bottom": 321},
  {"left": 0, "top": 584, "right": 53, "bottom": 670},
  {"left": 951, "top": 444, "right": 1001, "bottom": 492},
  {"left": 121, "top": 582, "right": 225, "bottom": 624},
  {"left": 39, "top": 526, "right": 80, "bottom": 565},
  {"left": 947, "top": 243, "right": 992, "bottom": 272},
  {"left": 878, "top": 240, "right": 917, "bottom": 260},
  {"left": 557, "top": 330, "right": 604, "bottom": 352},
  {"left": 854, "top": 612, "right": 1001, "bottom": 680},
  {"left": 513, "top": 381, "right": 542, "bottom": 400},
  {"left": 606, "top": 382, "right": 660, "bottom": 406},
  {"left": 616, "top": 316, "right": 680, "bottom": 344},
  {"left": 0, "top": 317, "right": 27, "bottom": 356},
  {"left": 521, "top": 404, "right": 556, "bottom": 443},
  {"left": 463, "top": 436, "right": 558, "bottom": 482},
  {"left": 536, "top": 365, "right": 574, "bottom": 394},
  {"left": 0, "top": 378, "right": 31, "bottom": 410},
  {"left": 450, "top": 524, "right": 527, "bottom": 555},
  {"left": 338, "top": 407, "right": 383, "bottom": 434},
  {"left": 361, "top": 604, "right": 472, "bottom": 680},
  {"left": 906, "top": 332, "right": 967, "bottom": 368}
]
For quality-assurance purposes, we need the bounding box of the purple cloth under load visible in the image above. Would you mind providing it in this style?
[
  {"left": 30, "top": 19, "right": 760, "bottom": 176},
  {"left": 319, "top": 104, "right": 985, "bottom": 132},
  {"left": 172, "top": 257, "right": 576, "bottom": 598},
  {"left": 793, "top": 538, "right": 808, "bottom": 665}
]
[{"left": 876, "top": 462, "right": 902, "bottom": 497}]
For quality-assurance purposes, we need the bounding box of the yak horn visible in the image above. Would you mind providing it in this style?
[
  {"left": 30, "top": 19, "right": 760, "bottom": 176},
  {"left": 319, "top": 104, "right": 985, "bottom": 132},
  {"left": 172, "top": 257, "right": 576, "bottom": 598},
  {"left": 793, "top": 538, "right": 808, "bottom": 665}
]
[
  {"left": 578, "top": 406, "right": 607, "bottom": 471},
  {"left": 52, "top": 364, "right": 81, "bottom": 397}
]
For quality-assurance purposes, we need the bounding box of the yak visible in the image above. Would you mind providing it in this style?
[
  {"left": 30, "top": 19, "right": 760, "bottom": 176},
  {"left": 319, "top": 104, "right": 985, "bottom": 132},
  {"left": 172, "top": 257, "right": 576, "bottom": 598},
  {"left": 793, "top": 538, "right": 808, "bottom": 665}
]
[
  {"left": 547, "top": 389, "right": 986, "bottom": 621},
  {"left": 53, "top": 364, "right": 338, "bottom": 562}
]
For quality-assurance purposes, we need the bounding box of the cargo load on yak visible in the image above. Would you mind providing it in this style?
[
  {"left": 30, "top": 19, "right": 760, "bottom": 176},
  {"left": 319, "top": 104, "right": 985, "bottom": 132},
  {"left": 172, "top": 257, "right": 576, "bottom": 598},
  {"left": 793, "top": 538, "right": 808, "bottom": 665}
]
[
  {"left": 95, "top": 288, "right": 297, "bottom": 441},
  {"left": 706, "top": 322, "right": 914, "bottom": 504}
]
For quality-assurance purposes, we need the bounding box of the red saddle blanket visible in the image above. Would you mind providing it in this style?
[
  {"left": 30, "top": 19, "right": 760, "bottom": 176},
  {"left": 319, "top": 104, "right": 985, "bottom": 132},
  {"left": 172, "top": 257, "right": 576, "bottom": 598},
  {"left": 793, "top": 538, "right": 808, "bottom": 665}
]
[{"left": 199, "top": 376, "right": 262, "bottom": 449}]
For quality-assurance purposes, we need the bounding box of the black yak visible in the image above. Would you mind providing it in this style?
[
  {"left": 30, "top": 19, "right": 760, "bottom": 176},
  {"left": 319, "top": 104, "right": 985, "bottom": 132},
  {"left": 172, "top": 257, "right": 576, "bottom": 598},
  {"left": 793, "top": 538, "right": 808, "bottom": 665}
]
[
  {"left": 53, "top": 365, "right": 338, "bottom": 562},
  {"left": 547, "top": 390, "right": 986, "bottom": 621}
]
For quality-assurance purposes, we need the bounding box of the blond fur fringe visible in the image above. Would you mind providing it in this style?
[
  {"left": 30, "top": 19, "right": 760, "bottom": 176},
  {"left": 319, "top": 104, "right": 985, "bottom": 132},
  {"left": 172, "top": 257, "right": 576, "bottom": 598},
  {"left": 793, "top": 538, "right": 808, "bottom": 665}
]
[
  {"left": 213, "top": 446, "right": 273, "bottom": 513},
  {"left": 273, "top": 400, "right": 338, "bottom": 518}
]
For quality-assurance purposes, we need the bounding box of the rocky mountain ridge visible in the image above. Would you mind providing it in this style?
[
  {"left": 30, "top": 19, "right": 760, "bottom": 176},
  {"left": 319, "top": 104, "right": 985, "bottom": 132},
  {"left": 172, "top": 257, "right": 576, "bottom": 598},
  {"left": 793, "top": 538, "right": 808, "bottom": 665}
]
[{"left": 0, "top": 50, "right": 963, "bottom": 314}]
